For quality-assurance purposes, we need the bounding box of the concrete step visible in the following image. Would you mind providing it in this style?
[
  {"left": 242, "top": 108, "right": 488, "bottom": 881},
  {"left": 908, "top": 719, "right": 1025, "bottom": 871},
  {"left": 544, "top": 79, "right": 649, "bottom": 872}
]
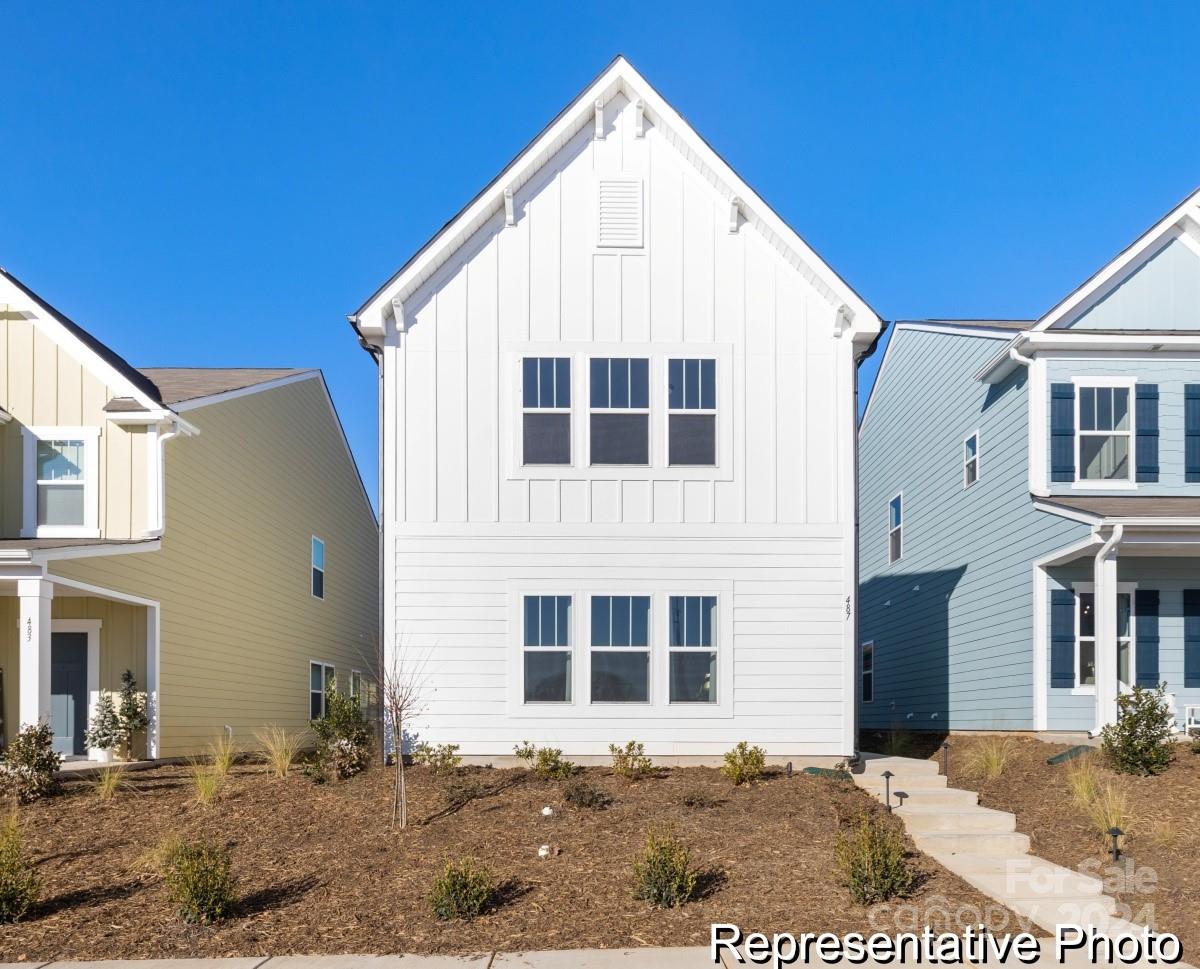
[
  {"left": 858, "top": 755, "right": 941, "bottom": 777},
  {"left": 913, "top": 831, "right": 1032, "bottom": 856},
  {"left": 897, "top": 804, "right": 1016, "bottom": 834},
  {"left": 856, "top": 772, "right": 948, "bottom": 791},
  {"left": 1007, "top": 894, "right": 1118, "bottom": 933},
  {"left": 951, "top": 857, "right": 1105, "bottom": 899},
  {"left": 861, "top": 786, "right": 978, "bottom": 808}
]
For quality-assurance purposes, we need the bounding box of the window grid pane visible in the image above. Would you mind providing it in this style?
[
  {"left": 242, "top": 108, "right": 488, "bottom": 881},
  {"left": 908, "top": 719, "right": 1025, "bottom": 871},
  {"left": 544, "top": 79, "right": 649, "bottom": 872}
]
[
  {"left": 591, "top": 358, "right": 649, "bottom": 410},
  {"left": 668, "top": 359, "right": 716, "bottom": 411},
  {"left": 524, "top": 357, "right": 570, "bottom": 409},
  {"left": 36, "top": 440, "right": 85, "bottom": 481}
]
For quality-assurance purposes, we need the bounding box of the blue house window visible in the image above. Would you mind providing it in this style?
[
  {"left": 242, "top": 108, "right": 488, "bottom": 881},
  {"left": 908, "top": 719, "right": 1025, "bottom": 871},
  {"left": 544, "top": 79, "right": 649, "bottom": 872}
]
[
  {"left": 888, "top": 494, "right": 903, "bottom": 563},
  {"left": 1078, "top": 385, "right": 1131, "bottom": 482},
  {"left": 963, "top": 433, "right": 979, "bottom": 488}
]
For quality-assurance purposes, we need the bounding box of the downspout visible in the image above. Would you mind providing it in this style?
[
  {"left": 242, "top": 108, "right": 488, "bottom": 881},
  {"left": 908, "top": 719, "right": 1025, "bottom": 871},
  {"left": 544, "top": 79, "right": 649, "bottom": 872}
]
[
  {"left": 151, "top": 422, "right": 182, "bottom": 536},
  {"left": 1008, "top": 336, "right": 1033, "bottom": 369},
  {"left": 1090, "top": 524, "right": 1124, "bottom": 738}
]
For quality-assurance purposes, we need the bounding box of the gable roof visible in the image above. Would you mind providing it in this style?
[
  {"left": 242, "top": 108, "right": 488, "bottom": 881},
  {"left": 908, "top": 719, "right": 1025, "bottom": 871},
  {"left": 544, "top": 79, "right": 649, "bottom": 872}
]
[
  {"left": 137, "top": 368, "right": 311, "bottom": 405},
  {"left": 0, "top": 267, "right": 168, "bottom": 408},
  {"left": 1033, "top": 184, "right": 1200, "bottom": 331},
  {"left": 351, "top": 55, "right": 881, "bottom": 348}
]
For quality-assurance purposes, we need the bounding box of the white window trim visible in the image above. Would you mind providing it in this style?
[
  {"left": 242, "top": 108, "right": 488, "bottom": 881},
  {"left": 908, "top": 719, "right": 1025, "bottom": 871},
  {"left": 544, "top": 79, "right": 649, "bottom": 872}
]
[
  {"left": 503, "top": 344, "right": 734, "bottom": 483},
  {"left": 963, "top": 431, "right": 980, "bottom": 489},
  {"left": 1070, "top": 581, "right": 1137, "bottom": 695},
  {"left": 521, "top": 594, "right": 574, "bottom": 705},
  {"left": 861, "top": 641, "right": 874, "bottom": 704},
  {"left": 666, "top": 595, "right": 719, "bottom": 705},
  {"left": 887, "top": 492, "right": 903, "bottom": 564},
  {"left": 666, "top": 357, "right": 719, "bottom": 468},
  {"left": 21, "top": 426, "right": 101, "bottom": 539},
  {"left": 309, "top": 660, "right": 335, "bottom": 718},
  {"left": 1071, "top": 376, "right": 1137, "bottom": 491},
  {"left": 505, "top": 581, "right": 733, "bottom": 719},
  {"left": 311, "top": 535, "right": 325, "bottom": 600},
  {"left": 520, "top": 356, "right": 573, "bottom": 468}
]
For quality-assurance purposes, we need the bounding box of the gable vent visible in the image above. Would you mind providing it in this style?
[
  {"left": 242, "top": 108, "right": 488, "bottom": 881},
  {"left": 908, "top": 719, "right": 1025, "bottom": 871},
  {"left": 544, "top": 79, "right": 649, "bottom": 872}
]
[{"left": 597, "top": 178, "right": 644, "bottom": 248}]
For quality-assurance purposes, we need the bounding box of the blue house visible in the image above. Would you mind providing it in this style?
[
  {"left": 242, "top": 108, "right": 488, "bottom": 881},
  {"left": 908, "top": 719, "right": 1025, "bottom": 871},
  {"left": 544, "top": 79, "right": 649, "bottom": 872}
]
[{"left": 859, "top": 190, "right": 1200, "bottom": 738}]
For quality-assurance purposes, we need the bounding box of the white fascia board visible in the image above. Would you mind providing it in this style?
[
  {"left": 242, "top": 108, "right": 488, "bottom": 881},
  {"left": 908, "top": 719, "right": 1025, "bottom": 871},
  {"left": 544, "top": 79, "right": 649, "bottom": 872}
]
[
  {"left": 1033, "top": 187, "right": 1200, "bottom": 332},
  {"left": 355, "top": 57, "right": 881, "bottom": 342},
  {"left": 975, "top": 330, "right": 1200, "bottom": 385},
  {"left": 1032, "top": 499, "right": 1102, "bottom": 526},
  {"left": 30, "top": 540, "right": 161, "bottom": 564}
]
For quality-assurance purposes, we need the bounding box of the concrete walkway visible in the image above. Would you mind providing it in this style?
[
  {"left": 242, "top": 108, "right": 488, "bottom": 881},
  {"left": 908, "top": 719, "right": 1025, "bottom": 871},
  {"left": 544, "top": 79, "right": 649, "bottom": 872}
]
[{"left": 854, "top": 753, "right": 1147, "bottom": 938}]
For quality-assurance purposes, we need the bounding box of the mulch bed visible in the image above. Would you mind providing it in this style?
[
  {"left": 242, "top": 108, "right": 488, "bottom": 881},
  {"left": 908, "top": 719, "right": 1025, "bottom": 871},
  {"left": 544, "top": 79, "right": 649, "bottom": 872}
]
[
  {"left": 940, "top": 735, "right": 1200, "bottom": 955},
  {"left": 2, "top": 761, "right": 1008, "bottom": 959}
]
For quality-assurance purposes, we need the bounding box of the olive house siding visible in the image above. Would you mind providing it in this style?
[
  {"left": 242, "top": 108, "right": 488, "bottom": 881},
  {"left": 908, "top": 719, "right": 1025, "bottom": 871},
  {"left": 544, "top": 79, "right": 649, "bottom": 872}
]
[
  {"left": 50, "top": 376, "right": 379, "bottom": 756},
  {"left": 859, "top": 325, "right": 1088, "bottom": 732}
]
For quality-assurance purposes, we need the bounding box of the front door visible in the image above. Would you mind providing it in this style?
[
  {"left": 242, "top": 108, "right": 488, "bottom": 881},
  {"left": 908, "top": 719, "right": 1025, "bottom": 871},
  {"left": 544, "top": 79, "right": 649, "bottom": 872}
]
[{"left": 50, "top": 632, "right": 88, "bottom": 757}]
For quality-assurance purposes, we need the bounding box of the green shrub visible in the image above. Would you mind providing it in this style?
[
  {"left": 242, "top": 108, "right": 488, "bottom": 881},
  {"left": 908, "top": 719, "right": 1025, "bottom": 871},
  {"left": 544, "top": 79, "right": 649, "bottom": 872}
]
[
  {"left": 414, "top": 742, "right": 463, "bottom": 776},
  {"left": 513, "top": 742, "right": 576, "bottom": 780},
  {"left": 632, "top": 827, "right": 699, "bottom": 908},
  {"left": 162, "top": 839, "right": 237, "bottom": 924},
  {"left": 1100, "top": 685, "right": 1175, "bottom": 776},
  {"left": 310, "top": 683, "right": 372, "bottom": 781},
  {"left": 0, "top": 813, "right": 39, "bottom": 923},
  {"left": 834, "top": 812, "right": 914, "bottom": 905},
  {"left": 429, "top": 858, "right": 496, "bottom": 921},
  {"left": 609, "top": 741, "right": 654, "bottom": 780},
  {"left": 1190, "top": 727, "right": 1200, "bottom": 756},
  {"left": 0, "top": 723, "right": 62, "bottom": 804},
  {"left": 720, "top": 741, "right": 766, "bottom": 786},
  {"left": 562, "top": 777, "right": 612, "bottom": 810}
]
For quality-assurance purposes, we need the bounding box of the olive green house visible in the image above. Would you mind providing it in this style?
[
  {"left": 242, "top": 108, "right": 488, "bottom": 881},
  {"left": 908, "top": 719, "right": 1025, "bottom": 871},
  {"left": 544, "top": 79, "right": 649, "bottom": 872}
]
[{"left": 0, "top": 267, "right": 378, "bottom": 760}]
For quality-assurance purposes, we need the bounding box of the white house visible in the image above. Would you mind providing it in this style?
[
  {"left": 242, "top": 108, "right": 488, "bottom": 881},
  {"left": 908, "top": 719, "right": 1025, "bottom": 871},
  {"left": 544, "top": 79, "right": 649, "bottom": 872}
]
[{"left": 349, "top": 56, "right": 882, "bottom": 760}]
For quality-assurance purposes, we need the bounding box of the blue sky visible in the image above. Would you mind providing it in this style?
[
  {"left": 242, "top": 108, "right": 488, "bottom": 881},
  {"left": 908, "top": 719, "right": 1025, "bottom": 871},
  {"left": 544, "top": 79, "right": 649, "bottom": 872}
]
[{"left": 4, "top": 3, "right": 1200, "bottom": 507}]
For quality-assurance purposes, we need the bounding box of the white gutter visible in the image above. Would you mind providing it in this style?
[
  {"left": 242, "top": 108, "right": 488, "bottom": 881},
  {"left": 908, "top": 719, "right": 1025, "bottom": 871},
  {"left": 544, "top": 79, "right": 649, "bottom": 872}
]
[{"left": 147, "top": 418, "right": 197, "bottom": 536}]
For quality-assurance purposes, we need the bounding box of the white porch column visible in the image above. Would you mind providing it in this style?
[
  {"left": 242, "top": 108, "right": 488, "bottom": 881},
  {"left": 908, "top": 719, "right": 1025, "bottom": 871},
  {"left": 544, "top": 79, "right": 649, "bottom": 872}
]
[
  {"left": 1093, "top": 526, "right": 1123, "bottom": 731},
  {"left": 17, "top": 577, "right": 54, "bottom": 729}
]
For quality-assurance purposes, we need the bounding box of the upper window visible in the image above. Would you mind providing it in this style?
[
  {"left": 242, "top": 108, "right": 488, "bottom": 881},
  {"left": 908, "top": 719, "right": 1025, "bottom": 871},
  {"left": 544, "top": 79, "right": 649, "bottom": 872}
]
[
  {"left": 350, "top": 669, "right": 364, "bottom": 706},
  {"left": 522, "top": 357, "right": 571, "bottom": 465},
  {"left": 668, "top": 596, "right": 717, "bottom": 703},
  {"left": 590, "top": 358, "right": 649, "bottom": 466},
  {"left": 1078, "top": 386, "right": 1131, "bottom": 482},
  {"left": 311, "top": 537, "right": 325, "bottom": 599},
  {"left": 22, "top": 427, "right": 99, "bottom": 537},
  {"left": 963, "top": 433, "right": 979, "bottom": 488},
  {"left": 591, "top": 595, "right": 650, "bottom": 702},
  {"left": 524, "top": 595, "right": 572, "bottom": 702},
  {"left": 309, "top": 661, "right": 335, "bottom": 720},
  {"left": 668, "top": 359, "right": 716, "bottom": 466},
  {"left": 888, "top": 494, "right": 903, "bottom": 564},
  {"left": 861, "top": 642, "right": 874, "bottom": 704}
]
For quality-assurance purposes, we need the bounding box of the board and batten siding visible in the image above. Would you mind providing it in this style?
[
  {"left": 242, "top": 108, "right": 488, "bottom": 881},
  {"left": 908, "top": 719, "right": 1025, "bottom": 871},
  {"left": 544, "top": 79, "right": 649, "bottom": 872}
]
[
  {"left": 383, "top": 93, "right": 860, "bottom": 756},
  {"left": 0, "top": 308, "right": 153, "bottom": 538},
  {"left": 859, "top": 326, "right": 1088, "bottom": 732},
  {"left": 1044, "top": 356, "right": 1200, "bottom": 496},
  {"left": 51, "top": 377, "right": 379, "bottom": 756}
]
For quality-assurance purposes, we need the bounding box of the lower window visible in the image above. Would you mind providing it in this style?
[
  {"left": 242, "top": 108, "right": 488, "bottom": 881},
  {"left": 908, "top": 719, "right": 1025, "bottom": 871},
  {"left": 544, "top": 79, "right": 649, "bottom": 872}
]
[
  {"left": 524, "top": 595, "right": 572, "bottom": 702},
  {"left": 668, "top": 596, "right": 717, "bottom": 702},
  {"left": 309, "top": 661, "right": 335, "bottom": 720},
  {"left": 861, "top": 642, "right": 874, "bottom": 703},
  {"left": 591, "top": 595, "right": 650, "bottom": 702}
]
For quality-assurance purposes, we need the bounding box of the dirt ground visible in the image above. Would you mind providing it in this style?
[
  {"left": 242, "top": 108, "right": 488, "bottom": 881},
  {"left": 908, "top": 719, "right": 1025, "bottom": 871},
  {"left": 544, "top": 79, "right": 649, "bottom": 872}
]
[
  {"left": 2, "top": 760, "right": 1009, "bottom": 959},
  {"left": 936, "top": 734, "right": 1200, "bottom": 956}
]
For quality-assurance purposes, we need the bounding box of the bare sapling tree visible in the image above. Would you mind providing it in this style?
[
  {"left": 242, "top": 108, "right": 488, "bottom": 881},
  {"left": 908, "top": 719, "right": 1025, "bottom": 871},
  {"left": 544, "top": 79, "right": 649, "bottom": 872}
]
[{"left": 382, "top": 641, "right": 429, "bottom": 829}]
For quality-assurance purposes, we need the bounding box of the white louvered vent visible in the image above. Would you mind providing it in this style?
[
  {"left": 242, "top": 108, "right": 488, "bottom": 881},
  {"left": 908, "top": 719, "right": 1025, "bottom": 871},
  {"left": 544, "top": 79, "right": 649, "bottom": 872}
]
[{"left": 597, "top": 178, "right": 644, "bottom": 248}]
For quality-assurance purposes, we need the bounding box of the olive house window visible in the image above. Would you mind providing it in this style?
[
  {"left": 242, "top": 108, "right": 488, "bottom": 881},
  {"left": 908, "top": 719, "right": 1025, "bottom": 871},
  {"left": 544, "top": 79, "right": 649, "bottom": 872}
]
[
  {"left": 668, "top": 358, "right": 716, "bottom": 466},
  {"left": 22, "top": 426, "right": 99, "bottom": 537},
  {"left": 522, "top": 357, "right": 571, "bottom": 465},
  {"left": 590, "top": 358, "right": 649, "bottom": 465}
]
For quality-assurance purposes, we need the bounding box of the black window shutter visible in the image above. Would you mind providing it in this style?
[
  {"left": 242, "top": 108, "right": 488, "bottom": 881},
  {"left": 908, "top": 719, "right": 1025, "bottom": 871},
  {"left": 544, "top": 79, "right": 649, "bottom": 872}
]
[
  {"left": 1050, "top": 384, "right": 1076, "bottom": 482},
  {"left": 1135, "top": 384, "right": 1159, "bottom": 482},
  {"left": 1186, "top": 386, "right": 1200, "bottom": 482},
  {"left": 1050, "top": 588, "right": 1076, "bottom": 688},
  {"left": 1135, "top": 589, "right": 1159, "bottom": 688},
  {"left": 1185, "top": 590, "right": 1200, "bottom": 688}
]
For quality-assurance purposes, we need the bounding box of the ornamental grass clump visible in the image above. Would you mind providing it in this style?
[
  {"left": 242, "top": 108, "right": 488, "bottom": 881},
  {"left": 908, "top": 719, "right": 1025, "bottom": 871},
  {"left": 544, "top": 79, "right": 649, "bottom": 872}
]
[
  {"left": 255, "top": 725, "right": 302, "bottom": 778},
  {"left": 632, "top": 827, "right": 699, "bottom": 908},
  {"left": 1063, "top": 753, "right": 1101, "bottom": 808},
  {"left": 834, "top": 811, "right": 914, "bottom": 905},
  {"left": 207, "top": 733, "right": 239, "bottom": 778},
  {"left": 0, "top": 723, "right": 62, "bottom": 804},
  {"left": 429, "top": 858, "right": 496, "bottom": 921},
  {"left": 93, "top": 765, "right": 127, "bottom": 801},
  {"left": 720, "top": 741, "right": 766, "bottom": 786},
  {"left": 1101, "top": 685, "right": 1174, "bottom": 776},
  {"left": 161, "top": 839, "right": 237, "bottom": 924},
  {"left": 1085, "top": 782, "right": 1132, "bottom": 848},
  {"left": 963, "top": 737, "right": 1015, "bottom": 782},
  {"left": 189, "top": 759, "right": 223, "bottom": 807},
  {"left": 0, "top": 813, "right": 39, "bottom": 924},
  {"left": 609, "top": 741, "right": 654, "bottom": 780}
]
